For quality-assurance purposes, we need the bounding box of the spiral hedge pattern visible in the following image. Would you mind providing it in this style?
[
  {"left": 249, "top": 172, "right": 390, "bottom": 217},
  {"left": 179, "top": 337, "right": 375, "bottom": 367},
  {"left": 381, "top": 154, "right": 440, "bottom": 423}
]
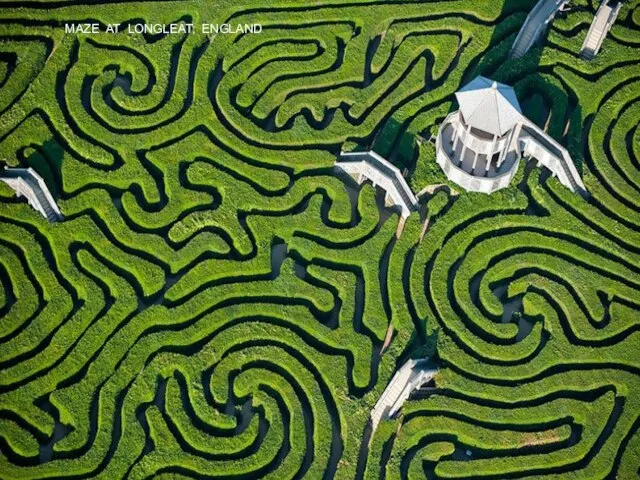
[{"left": 0, "top": 0, "right": 639, "bottom": 478}]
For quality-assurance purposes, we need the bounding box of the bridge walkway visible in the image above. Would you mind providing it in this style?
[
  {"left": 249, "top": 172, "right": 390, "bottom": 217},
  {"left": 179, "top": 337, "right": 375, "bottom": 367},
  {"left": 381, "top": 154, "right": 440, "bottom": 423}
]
[
  {"left": 580, "top": 0, "right": 621, "bottom": 60},
  {"left": 511, "top": 0, "right": 570, "bottom": 59}
]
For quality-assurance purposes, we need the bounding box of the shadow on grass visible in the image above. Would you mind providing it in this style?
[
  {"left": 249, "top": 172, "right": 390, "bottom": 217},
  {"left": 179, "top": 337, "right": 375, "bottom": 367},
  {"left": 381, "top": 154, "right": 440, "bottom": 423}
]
[
  {"left": 371, "top": 116, "right": 416, "bottom": 172},
  {"left": 24, "top": 139, "right": 64, "bottom": 198}
]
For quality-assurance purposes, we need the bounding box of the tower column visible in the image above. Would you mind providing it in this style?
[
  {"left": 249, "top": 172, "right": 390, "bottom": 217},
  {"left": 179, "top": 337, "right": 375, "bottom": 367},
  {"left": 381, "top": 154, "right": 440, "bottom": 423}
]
[
  {"left": 497, "top": 149, "right": 506, "bottom": 169},
  {"left": 489, "top": 133, "right": 497, "bottom": 157},
  {"left": 452, "top": 112, "right": 462, "bottom": 150},
  {"left": 459, "top": 122, "right": 471, "bottom": 167},
  {"left": 497, "top": 128, "right": 513, "bottom": 169}
]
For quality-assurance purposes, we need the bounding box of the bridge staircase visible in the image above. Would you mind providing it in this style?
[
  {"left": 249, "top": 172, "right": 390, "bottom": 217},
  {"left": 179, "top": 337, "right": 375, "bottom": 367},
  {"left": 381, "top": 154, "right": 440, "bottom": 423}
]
[
  {"left": 0, "top": 167, "right": 63, "bottom": 222},
  {"left": 580, "top": 0, "right": 621, "bottom": 60},
  {"left": 370, "top": 358, "right": 437, "bottom": 431},
  {"left": 511, "top": 0, "right": 570, "bottom": 59}
]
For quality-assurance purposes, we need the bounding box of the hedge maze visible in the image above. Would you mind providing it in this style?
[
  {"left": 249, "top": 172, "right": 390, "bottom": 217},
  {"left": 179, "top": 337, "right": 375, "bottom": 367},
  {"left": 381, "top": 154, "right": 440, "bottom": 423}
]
[{"left": 0, "top": 0, "right": 639, "bottom": 478}]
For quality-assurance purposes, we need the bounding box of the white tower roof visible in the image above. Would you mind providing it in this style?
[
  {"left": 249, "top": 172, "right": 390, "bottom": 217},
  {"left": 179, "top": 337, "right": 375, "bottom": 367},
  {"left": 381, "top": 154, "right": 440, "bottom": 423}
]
[{"left": 455, "top": 76, "right": 522, "bottom": 137}]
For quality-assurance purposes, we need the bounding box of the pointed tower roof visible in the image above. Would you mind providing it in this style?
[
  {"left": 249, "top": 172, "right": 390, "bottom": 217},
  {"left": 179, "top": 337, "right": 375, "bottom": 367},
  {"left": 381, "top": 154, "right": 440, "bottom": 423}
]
[{"left": 455, "top": 76, "right": 522, "bottom": 137}]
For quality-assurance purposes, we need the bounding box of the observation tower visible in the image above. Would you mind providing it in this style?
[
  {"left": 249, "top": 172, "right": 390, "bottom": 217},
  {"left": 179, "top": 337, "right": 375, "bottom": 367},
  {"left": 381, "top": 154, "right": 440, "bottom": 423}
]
[{"left": 436, "top": 76, "right": 586, "bottom": 195}]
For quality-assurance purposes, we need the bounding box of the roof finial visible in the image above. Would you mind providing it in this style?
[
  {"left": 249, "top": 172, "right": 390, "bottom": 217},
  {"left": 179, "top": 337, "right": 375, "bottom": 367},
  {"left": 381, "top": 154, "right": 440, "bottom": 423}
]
[{"left": 491, "top": 81, "right": 498, "bottom": 90}]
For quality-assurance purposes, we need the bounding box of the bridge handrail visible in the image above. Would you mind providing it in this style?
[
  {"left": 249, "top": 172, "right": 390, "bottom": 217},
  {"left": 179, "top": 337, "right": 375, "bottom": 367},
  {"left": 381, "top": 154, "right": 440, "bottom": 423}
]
[
  {"left": 338, "top": 150, "right": 419, "bottom": 212},
  {"left": 511, "top": 0, "right": 568, "bottom": 57},
  {"left": 580, "top": 0, "right": 622, "bottom": 57},
  {"left": 520, "top": 119, "right": 586, "bottom": 193},
  {"left": 1, "top": 166, "right": 63, "bottom": 220}
]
